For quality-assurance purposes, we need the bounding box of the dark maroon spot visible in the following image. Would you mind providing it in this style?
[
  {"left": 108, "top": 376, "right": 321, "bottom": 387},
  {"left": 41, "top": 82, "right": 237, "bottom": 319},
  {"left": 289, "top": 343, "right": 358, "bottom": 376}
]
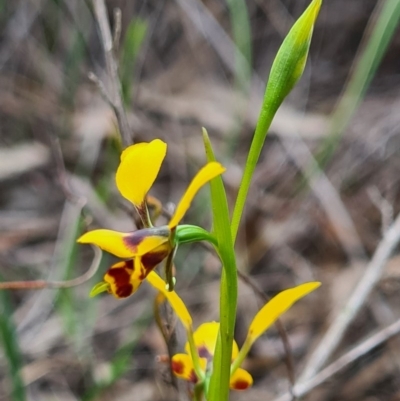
[
  {"left": 124, "top": 259, "right": 134, "bottom": 270},
  {"left": 123, "top": 227, "right": 170, "bottom": 251},
  {"left": 116, "top": 283, "right": 134, "bottom": 298},
  {"left": 106, "top": 266, "right": 131, "bottom": 283},
  {"left": 106, "top": 265, "right": 136, "bottom": 298},
  {"left": 171, "top": 360, "right": 184, "bottom": 375},
  {"left": 232, "top": 379, "right": 250, "bottom": 390},
  {"left": 189, "top": 370, "right": 198, "bottom": 384},
  {"left": 198, "top": 345, "right": 212, "bottom": 360},
  {"left": 123, "top": 231, "right": 147, "bottom": 251},
  {"left": 141, "top": 251, "right": 169, "bottom": 278}
]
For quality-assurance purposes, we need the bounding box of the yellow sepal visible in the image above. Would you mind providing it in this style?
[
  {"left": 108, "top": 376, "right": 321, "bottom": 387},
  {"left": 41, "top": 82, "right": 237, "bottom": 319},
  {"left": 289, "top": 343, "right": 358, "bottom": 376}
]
[
  {"left": 77, "top": 229, "right": 135, "bottom": 258},
  {"left": 247, "top": 282, "right": 320, "bottom": 343},
  {"left": 77, "top": 228, "right": 169, "bottom": 259},
  {"left": 169, "top": 162, "right": 226, "bottom": 228}
]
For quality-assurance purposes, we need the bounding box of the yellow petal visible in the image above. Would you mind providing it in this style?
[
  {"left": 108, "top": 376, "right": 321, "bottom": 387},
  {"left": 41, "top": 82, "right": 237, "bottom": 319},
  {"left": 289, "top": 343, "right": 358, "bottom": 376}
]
[
  {"left": 171, "top": 354, "right": 206, "bottom": 383},
  {"left": 183, "top": 322, "right": 239, "bottom": 359},
  {"left": 89, "top": 281, "right": 110, "bottom": 297},
  {"left": 146, "top": 271, "right": 192, "bottom": 330},
  {"left": 169, "top": 162, "right": 226, "bottom": 228},
  {"left": 77, "top": 228, "right": 169, "bottom": 258},
  {"left": 248, "top": 282, "right": 321, "bottom": 343},
  {"left": 229, "top": 368, "right": 253, "bottom": 390},
  {"left": 116, "top": 139, "right": 167, "bottom": 207},
  {"left": 185, "top": 322, "right": 219, "bottom": 357}
]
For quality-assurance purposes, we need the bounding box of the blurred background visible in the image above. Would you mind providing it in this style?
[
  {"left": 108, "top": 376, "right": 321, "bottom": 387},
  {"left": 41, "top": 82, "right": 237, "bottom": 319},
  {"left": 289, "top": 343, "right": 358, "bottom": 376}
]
[{"left": 1, "top": 0, "right": 400, "bottom": 400}]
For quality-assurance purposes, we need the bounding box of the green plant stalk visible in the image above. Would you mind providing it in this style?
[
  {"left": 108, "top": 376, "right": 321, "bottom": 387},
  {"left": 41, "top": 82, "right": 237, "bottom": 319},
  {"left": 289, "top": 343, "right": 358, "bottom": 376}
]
[
  {"left": 231, "top": 0, "right": 322, "bottom": 242},
  {"left": 313, "top": 0, "right": 400, "bottom": 171},
  {"left": 203, "top": 129, "right": 238, "bottom": 401}
]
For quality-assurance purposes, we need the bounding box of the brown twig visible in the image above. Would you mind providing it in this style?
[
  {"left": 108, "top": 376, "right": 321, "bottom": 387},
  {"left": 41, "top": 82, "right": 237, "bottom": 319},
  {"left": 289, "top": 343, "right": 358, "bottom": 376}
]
[
  {"left": 299, "top": 210, "right": 400, "bottom": 382},
  {"left": 272, "top": 317, "right": 400, "bottom": 401},
  {"left": 91, "top": 0, "right": 132, "bottom": 147},
  {"left": 0, "top": 246, "right": 102, "bottom": 290}
]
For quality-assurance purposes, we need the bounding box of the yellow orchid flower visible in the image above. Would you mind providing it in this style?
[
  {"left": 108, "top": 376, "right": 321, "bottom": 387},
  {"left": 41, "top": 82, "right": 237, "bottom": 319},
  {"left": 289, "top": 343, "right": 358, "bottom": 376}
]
[
  {"left": 77, "top": 139, "right": 225, "bottom": 298},
  {"left": 148, "top": 270, "right": 321, "bottom": 392}
]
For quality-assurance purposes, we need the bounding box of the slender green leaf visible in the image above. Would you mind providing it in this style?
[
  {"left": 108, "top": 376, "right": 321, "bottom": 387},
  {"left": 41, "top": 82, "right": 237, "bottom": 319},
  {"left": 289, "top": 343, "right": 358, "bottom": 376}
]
[
  {"left": 202, "top": 129, "right": 238, "bottom": 401},
  {"left": 313, "top": 0, "right": 400, "bottom": 171},
  {"left": 120, "top": 18, "right": 148, "bottom": 106}
]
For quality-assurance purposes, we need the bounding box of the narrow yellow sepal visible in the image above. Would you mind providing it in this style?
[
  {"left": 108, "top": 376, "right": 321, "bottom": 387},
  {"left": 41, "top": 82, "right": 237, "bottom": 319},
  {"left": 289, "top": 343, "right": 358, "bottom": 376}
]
[
  {"left": 247, "top": 282, "right": 321, "bottom": 343},
  {"left": 90, "top": 281, "right": 110, "bottom": 297},
  {"left": 77, "top": 229, "right": 134, "bottom": 258},
  {"left": 146, "top": 271, "right": 192, "bottom": 330},
  {"left": 169, "top": 162, "right": 226, "bottom": 229},
  {"left": 116, "top": 139, "right": 167, "bottom": 207},
  {"left": 77, "top": 228, "right": 169, "bottom": 259}
]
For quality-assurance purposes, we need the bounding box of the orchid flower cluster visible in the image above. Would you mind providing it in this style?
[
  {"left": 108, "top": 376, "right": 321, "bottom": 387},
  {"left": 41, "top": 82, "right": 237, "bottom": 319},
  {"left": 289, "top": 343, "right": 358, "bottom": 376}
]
[
  {"left": 78, "top": 139, "right": 224, "bottom": 297},
  {"left": 78, "top": 139, "right": 320, "bottom": 396}
]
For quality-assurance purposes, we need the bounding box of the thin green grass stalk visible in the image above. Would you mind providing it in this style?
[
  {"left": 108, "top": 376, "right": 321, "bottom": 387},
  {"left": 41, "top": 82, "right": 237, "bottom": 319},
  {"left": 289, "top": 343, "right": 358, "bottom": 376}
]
[
  {"left": 312, "top": 0, "right": 400, "bottom": 172},
  {"left": 224, "top": 0, "right": 252, "bottom": 157},
  {"left": 120, "top": 18, "right": 147, "bottom": 106},
  {"left": 231, "top": 0, "right": 322, "bottom": 243},
  {"left": 203, "top": 129, "right": 238, "bottom": 401},
  {"left": 0, "top": 284, "right": 26, "bottom": 401},
  {"left": 226, "top": 0, "right": 252, "bottom": 94}
]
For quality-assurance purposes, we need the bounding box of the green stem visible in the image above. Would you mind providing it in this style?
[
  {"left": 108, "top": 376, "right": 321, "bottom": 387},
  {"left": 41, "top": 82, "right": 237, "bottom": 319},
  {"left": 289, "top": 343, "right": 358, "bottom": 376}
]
[
  {"left": 230, "top": 337, "right": 252, "bottom": 376},
  {"left": 194, "top": 382, "right": 205, "bottom": 401},
  {"left": 231, "top": 110, "right": 276, "bottom": 242}
]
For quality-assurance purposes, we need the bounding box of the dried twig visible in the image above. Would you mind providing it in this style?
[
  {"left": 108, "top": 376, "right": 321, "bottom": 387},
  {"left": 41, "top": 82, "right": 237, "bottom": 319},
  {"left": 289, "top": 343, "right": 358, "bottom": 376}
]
[
  {"left": 299, "top": 211, "right": 400, "bottom": 382},
  {"left": 272, "top": 317, "right": 400, "bottom": 401},
  {"left": 368, "top": 186, "right": 394, "bottom": 234},
  {"left": 0, "top": 246, "right": 102, "bottom": 290},
  {"left": 91, "top": 0, "right": 132, "bottom": 147}
]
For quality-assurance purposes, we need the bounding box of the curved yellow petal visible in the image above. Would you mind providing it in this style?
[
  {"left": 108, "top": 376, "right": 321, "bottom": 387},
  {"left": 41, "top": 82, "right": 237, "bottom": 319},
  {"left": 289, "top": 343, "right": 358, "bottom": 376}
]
[
  {"left": 248, "top": 282, "right": 321, "bottom": 343},
  {"left": 77, "top": 227, "right": 170, "bottom": 258},
  {"left": 230, "top": 368, "right": 253, "bottom": 390},
  {"left": 146, "top": 271, "right": 192, "bottom": 330},
  {"left": 171, "top": 354, "right": 206, "bottom": 383},
  {"left": 116, "top": 139, "right": 167, "bottom": 207},
  {"left": 169, "top": 162, "right": 226, "bottom": 228}
]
